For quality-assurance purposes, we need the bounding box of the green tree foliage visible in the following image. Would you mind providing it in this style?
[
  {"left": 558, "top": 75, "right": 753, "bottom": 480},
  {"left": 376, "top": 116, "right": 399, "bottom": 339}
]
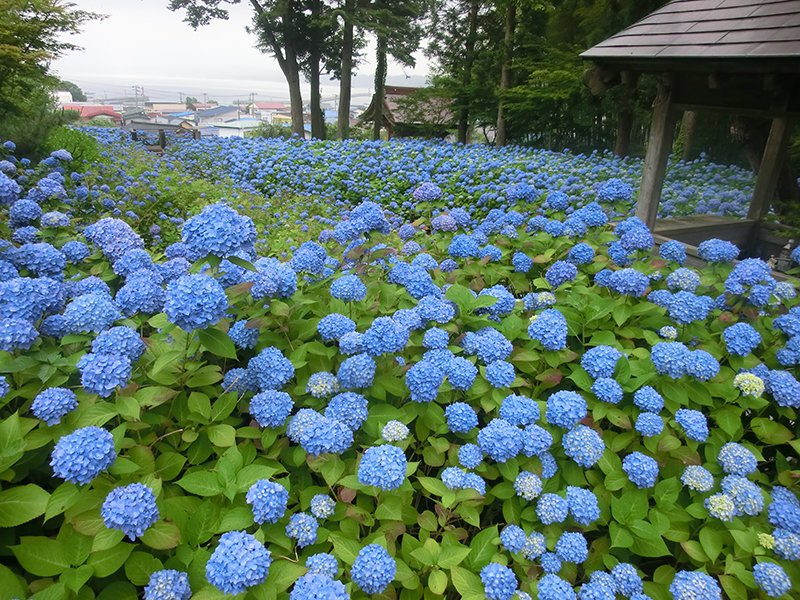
[
  {"left": 56, "top": 79, "right": 87, "bottom": 102},
  {"left": 0, "top": 0, "right": 100, "bottom": 153},
  {"left": 426, "top": 0, "right": 669, "bottom": 152}
]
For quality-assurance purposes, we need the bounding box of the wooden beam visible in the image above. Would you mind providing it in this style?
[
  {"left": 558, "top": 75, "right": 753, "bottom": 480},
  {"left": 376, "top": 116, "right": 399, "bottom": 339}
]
[
  {"left": 747, "top": 115, "right": 793, "bottom": 221},
  {"left": 636, "top": 79, "right": 678, "bottom": 229}
]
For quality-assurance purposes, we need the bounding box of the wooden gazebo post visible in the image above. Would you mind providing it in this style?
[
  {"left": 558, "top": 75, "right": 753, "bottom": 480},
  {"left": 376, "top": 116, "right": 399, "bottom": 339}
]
[
  {"left": 636, "top": 79, "right": 678, "bottom": 229},
  {"left": 747, "top": 99, "right": 794, "bottom": 222}
]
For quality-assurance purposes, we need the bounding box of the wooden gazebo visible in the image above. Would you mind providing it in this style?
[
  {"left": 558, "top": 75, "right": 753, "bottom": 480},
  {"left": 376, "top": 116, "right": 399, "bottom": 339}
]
[{"left": 582, "top": 0, "right": 800, "bottom": 256}]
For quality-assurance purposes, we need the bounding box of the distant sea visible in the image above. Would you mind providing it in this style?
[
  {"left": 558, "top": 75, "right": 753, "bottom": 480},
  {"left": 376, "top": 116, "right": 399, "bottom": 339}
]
[{"left": 60, "top": 72, "right": 427, "bottom": 105}]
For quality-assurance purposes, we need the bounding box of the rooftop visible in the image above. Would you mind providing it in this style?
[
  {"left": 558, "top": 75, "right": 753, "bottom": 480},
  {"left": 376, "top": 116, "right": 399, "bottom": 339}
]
[{"left": 582, "top": 0, "right": 800, "bottom": 65}]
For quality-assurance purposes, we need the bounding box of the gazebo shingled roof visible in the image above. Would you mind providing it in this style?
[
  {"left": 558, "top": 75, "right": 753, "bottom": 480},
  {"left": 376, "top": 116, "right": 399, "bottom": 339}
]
[{"left": 581, "top": 0, "right": 800, "bottom": 254}]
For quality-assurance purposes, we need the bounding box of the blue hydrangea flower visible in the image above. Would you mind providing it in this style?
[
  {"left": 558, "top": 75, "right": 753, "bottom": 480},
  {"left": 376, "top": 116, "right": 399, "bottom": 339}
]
[
  {"left": 164, "top": 274, "right": 227, "bottom": 331},
  {"left": 337, "top": 353, "right": 375, "bottom": 389},
  {"left": 101, "top": 483, "right": 159, "bottom": 540},
  {"left": 592, "top": 377, "right": 623, "bottom": 404},
  {"left": 581, "top": 345, "right": 623, "bottom": 379},
  {"left": 144, "top": 569, "right": 191, "bottom": 600},
  {"left": 51, "top": 426, "right": 116, "bottom": 484},
  {"left": 228, "top": 320, "right": 259, "bottom": 350},
  {"left": 246, "top": 479, "right": 288, "bottom": 524},
  {"left": 351, "top": 544, "right": 396, "bottom": 594},
  {"left": 445, "top": 356, "right": 478, "bottom": 391},
  {"left": 514, "top": 471, "right": 543, "bottom": 501},
  {"left": 753, "top": 562, "right": 792, "bottom": 598},
  {"left": 722, "top": 475, "right": 763, "bottom": 516},
  {"left": 717, "top": 442, "right": 757, "bottom": 475},
  {"left": 774, "top": 528, "right": 800, "bottom": 559},
  {"left": 248, "top": 346, "right": 294, "bottom": 391},
  {"left": 512, "top": 252, "right": 532, "bottom": 273},
  {"left": 500, "top": 524, "right": 526, "bottom": 553},
  {"left": 477, "top": 419, "right": 523, "bottom": 463},
  {"left": 325, "top": 391, "right": 368, "bottom": 430},
  {"left": 666, "top": 291, "right": 714, "bottom": 325},
  {"left": 565, "top": 486, "right": 600, "bottom": 526},
  {"left": 555, "top": 532, "right": 588, "bottom": 564},
  {"left": 565, "top": 243, "right": 594, "bottom": 267},
  {"left": 406, "top": 360, "right": 444, "bottom": 402},
  {"left": 310, "top": 494, "right": 335, "bottom": 519},
  {"left": 522, "top": 532, "right": 547, "bottom": 560},
  {"left": 423, "top": 327, "right": 449, "bottom": 349},
  {"left": 669, "top": 571, "right": 722, "bottom": 600},
  {"left": 286, "top": 409, "right": 353, "bottom": 455},
  {"left": 675, "top": 408, "right": 709, "bottom": 442},
  {"left": 286, "top": 512, "right": 319, "bottom": 548},
  {"left": 181, "top": 203, "right": 256, "bottom": 258},
  {"left": 206, "top": 531, "right": 271, "bottom": 595},
  {"left": 499, "top": 394, "right": 539, "bottom": 426},
  {"left": 84, "top": 217, "right": 144, "bottom": 262},
  {"left": 305, "top": 553, "right": 338, "bottom": 578},
  {"left": 92, "top": 326, "right": 146, "bottom": 361},
  {"left": 611, "top": 563, "right": 642, "bottom": 597},
  {"left": 306, "top": 371, "right": 340, "bottom": 398},
  {"left": 540, "top": 552, "right": 563, "bottom": 575},
  {"left": 633, "top": 386, "right": 664, "bottom": 413},
  {"left": 722, "top": 323, "right": 761, "bottom": 356},
  {"left": 486, "top": 360, "right": 515, "bottom": 387},
  {"left": 480, "top": 562, "right": 517, "bottom": 600},
  {"left": 606, "top": 268, "right": 649, "bottom": 297},
  {"left": 562, "top": 425, "right": 604, "bottom": 467},
  {"left": 249, "top": 390, "right": 293, "bottom": 427},
  {"left": 446, "top": 402, "right": 478, "bottom": 433},
  {"left": 358, "top": 445, "right": 406, "bottom": 490},
  {"left": 660, "top": 240, "right": 687, "bottom": 264},
  {"left": 382, "top": 420, "right": 410, "bottom": 442},
  {"left": 528, "top": 309, "right": 568, "bottom": 350},
  {"left": 651, "top": 342, "right": 689, "bottom": 378},
  {"left": 116, "top": 273, "right": 166, "bottom": 317},
  {"left": 697, "top": 239, "right": 739, "bottom": 263},
  {"left": 290, "top": 573, "right": 348, "bottom": 600},
  {"left": 458, "top": 443, "right": 482, "bottom": 469},
  {"left": 681, "top": 465, "right": 714, "bottom": 492},
  {"left": 251, "top": 257, "right": 297, "bottom": 299},
  {"left": 78, "top": 352, "right": 132, "bottom": 397},
  {"left": 113, "top": 249, "right": 153, "bottom": 277},
  {"left": 330, "top": 274, "right": 366, "bottom": 301},
  {"left": 546, "top": 260, "right": 578, "bottom": 288},
  {"left": 622, "top": 452, "right": 659, "bottom": 488},
  {"left": 317, "top": 313, "right": 355, "bottom": 341},
  {"left": 0, "top": 317, "right": 38, "bottom": 352},
  {"left": 31, "top": 387, "right": 77, "bottom": 425},
  {"left": 362, "top": 316, "right": 409, "bottom": 356},
  {"left": 634, "top": 413, "right": 663, "bottom": 437},
  {"left": 666, "top": 267, "right": 700, "bottom": 292},
  {"left": 537, "top": 493, "right": 568, "bottom": 524},
  {"left": 686, "top": 350, "right": 719, "bottom": 381},
  {"left": 705, "top": 493, "right": 736, "bottom": 521},
  {"left": 546, "top": 391, "right": 587, "bottom": 429},
  {"left": 0, "top": 375, "right": 8, "bottom": 398}
]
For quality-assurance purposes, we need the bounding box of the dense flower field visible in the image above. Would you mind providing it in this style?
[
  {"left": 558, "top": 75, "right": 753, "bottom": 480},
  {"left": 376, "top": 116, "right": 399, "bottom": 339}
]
[{"left": 0, "top": 133, "right": 798, "bottom": 600}]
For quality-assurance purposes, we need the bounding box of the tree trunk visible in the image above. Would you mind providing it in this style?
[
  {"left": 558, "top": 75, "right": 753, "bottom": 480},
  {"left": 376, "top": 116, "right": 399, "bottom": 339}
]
[
  {"left": 679, "top": 110, "right": 698, "bottom": 161},
  {"left": 337, "top": 0, "right": 356, "bottom": 140},
  {"left": 285, "top": 47, "right": 305, "bottom": 137},
  {"left": 308, "top": 0, "right": 325, "bottom": 139},
  {"left": 457, "top": 0, "right": 480, "bottom": 145},
  {"left": 495, "top": 1, "right": 516, "bottom": 148},
  {"left": 372, "top": 34, "right": 387, "bottom": 141},
  {"left": 614, "top": 107, "right": 633, "bottom": 157},
  {"left": 310, "top": 55, "right": 325, "bottom": 139}
]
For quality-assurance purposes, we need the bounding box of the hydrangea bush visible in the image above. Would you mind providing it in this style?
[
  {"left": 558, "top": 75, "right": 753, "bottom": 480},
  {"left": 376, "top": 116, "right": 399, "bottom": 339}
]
[{"left": 0, "top": 134, "right": 798, "bottom": 600}]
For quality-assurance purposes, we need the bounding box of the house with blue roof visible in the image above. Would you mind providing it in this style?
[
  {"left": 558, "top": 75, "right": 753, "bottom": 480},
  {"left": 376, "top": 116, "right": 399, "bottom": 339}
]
[{"left": 195, "top": 106, "right": 240, "bottom": 127}]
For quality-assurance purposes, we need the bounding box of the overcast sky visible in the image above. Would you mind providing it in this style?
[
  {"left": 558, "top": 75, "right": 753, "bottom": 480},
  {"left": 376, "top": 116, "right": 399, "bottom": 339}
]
[{"left": 51, "top": 0, "right": 431, "bottom": 103}]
